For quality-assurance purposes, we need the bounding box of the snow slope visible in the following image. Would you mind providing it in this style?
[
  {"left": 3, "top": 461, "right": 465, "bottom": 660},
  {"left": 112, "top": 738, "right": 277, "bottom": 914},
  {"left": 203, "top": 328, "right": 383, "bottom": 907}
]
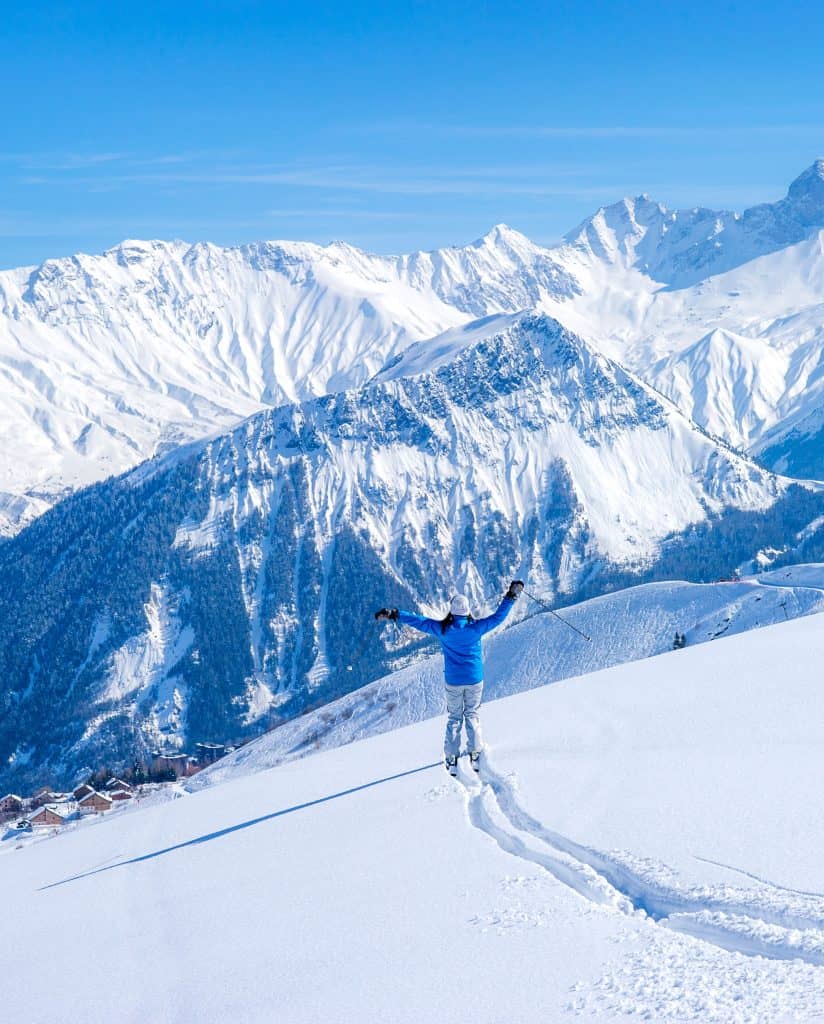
[
  {"left": 3, "top": 610, "right": 824, "bottom": 1022},
  {"left": 190, "top": 565, "right": 824, "bottom": 789}
]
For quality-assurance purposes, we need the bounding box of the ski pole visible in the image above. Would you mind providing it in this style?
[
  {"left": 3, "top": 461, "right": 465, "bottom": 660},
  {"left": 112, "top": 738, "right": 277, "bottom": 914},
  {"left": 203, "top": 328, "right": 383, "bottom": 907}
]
[
  {"left": 345, "top": 625, "right": 378, "bottom": 672},
  {"left": 345, "top": 618, "right": 402, "bottom": 672},
  {"left": 523, "top": 588, "right": 591, "bottom": 642}
]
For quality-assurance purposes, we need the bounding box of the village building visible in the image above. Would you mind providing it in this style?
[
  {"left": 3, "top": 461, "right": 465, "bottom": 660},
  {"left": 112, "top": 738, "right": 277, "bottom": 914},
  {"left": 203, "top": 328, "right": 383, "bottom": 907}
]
[
  {"left": 73, "top": 783, "right": 95, "bottom": 801},
  {"left": 0, "top": 794, "right": 24, "bottom": 814},
  {"left": 78, "top": 791, "right": 113, "bottom": 814},
  {"left": 195, "top": 742, "right": 226, "bottom": 763},
  {"left": 104, "top": 777, "right": 132, "bottom": 792},
  {"left": 109, "top": 789, "right": 133, "bottom": 802},
  {"left": 31, "top": 789, "right": 62, "bottom": 808},
  {"left": 28, "top": 806, "right": 67, "bottom": 828},
  {"left": 151, "top": 752, "right": 193, "bottom": 779}
]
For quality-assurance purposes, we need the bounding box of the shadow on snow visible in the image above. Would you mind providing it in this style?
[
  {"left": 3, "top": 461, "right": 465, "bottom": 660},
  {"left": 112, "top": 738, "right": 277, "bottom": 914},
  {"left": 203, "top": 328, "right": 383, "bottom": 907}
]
[{"left": 39, "top": 760, "right": 441, "bottom": 892}]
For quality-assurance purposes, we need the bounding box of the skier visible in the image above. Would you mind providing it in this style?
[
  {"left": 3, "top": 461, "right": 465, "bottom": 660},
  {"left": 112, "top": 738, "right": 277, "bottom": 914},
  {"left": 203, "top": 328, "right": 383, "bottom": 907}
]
[{"left": 375, "top": 581, "right": 524, "bottom": 775}]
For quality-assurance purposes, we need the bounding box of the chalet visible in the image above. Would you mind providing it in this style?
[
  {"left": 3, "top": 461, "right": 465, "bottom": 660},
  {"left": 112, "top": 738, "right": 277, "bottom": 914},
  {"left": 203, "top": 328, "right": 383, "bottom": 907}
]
[
  {"left": 78, "top": 791, "right": 113, "bottom": 814},
  {"left": 104, "top": 778, "right": 132, "bottom": 792},
  {"left": 32, "top": 790, "right": 62, "bottom": 808},
  {"left": 28, "top": 806, "right": 67, "bottom": 828},
  {"left": 151, "top": 753, "right": 192, "bottom": 779},
  {"left": 195, "top": 742, "right": 226, "bottom": 763},
  {"left": 0, "top": 794, "right": 24, "bottom": 814},
  {"left": 109, "top": 789, "right": 132, "bottom": 802},
  {"left": 73, "top": 783, "right": 95, "bottom": 801}
]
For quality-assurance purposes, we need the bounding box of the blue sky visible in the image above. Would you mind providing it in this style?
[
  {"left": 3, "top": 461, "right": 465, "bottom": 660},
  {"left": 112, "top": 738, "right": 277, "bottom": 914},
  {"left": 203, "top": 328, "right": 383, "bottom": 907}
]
[{"left": 1, "top": 0, "right": 822, "bottom": 268}]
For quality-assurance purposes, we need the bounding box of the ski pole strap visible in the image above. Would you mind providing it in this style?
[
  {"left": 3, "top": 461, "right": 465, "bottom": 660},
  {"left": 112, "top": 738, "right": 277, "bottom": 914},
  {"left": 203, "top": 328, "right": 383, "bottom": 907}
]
[{"left": 523, "top": 589, "right": 591, "bottom": 642}]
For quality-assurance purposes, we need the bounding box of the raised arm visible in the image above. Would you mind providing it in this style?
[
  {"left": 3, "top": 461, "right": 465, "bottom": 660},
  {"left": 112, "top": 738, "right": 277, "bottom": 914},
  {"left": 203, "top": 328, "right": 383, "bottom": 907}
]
[
  {"left": 471, "top": 580, "right": 524, "bottom": 636},
  {"left": 397, "top": 611, "right": 443, "bottom": 637},
  {"left": 374, "top": 607, "right": 442, "bottom": 638}
]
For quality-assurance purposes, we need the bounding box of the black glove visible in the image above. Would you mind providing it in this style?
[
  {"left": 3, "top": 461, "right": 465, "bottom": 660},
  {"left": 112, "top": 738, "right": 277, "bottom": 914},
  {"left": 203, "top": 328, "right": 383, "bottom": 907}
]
[
  {"left": 505, "top": 580, "right": 524, "bottom": 601},
  {"left": 374, "top": 608, "right": 399, "bottom": 621}
]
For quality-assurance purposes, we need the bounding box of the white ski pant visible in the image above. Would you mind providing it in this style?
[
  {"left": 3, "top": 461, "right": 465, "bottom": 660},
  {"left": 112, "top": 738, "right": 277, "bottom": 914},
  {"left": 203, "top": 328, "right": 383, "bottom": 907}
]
[{"left": 444, "top": 682, "right": 484, "bottom": 758}]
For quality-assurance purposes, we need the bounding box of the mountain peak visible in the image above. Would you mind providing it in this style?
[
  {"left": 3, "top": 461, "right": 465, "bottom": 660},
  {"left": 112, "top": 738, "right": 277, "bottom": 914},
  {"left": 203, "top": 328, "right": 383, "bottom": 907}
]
[
  {"left": 789, "top": 159, "right": 824, "bottom": 188},
  {"left": 785, "top": 160, "right": 824, "bottom": 225},
  {"left": 478, "top": 223, "right": 534, "bottom": 249}
]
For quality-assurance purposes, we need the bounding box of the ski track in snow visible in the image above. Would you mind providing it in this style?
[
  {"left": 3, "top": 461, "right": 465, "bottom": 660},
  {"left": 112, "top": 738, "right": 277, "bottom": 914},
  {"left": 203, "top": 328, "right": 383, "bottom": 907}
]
[
  {"left": 456, "top": 756, "right": 824, "bottom": 969},
  {"left": 693, "top": 855, "right": 824, "bottom": 900}
]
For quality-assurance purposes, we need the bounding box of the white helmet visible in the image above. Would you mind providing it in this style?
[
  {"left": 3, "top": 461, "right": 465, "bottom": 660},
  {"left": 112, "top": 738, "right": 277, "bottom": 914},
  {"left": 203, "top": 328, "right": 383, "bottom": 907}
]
[{"left": 450, "top": 594, "right": 470, "bottom": 616}]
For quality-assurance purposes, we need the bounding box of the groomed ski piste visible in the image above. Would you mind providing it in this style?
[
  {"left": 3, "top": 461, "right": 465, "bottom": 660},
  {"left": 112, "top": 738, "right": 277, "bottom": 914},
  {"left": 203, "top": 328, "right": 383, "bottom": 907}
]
[{"left": 3, "top": 571, "right": 824, "bottom": 1022}]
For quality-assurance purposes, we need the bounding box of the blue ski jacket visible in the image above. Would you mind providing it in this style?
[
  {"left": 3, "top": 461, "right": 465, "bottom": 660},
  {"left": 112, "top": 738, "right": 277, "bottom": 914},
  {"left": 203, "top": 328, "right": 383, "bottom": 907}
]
[{"left": 397, "top": 597, "right": 515, "bottom": 685}]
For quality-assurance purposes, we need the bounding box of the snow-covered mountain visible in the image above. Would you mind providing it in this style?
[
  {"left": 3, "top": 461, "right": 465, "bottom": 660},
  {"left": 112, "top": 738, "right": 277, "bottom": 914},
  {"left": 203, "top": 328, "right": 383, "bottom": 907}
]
[
  {"left": 5, "top": 168, "right": 824, "bottom": 1023},
  {"left": 558, "top": 159, "right": 824, "bottom": 290},
  {"left": 544, "top": 161, "right": 824, "bottom": 473},
  {"left": 4, "top": 162, "right": 824, "bottom": 792},
  {"left": 2, "top": 311, "right": 813, "bottom": 793},
  {"left": 4, "top": 159, "right": 824, "bottom": 536},
  {"left": 0, "top": 226, "right": 575, "bottom": 534},
  {"left": 5, "top": 609, "right": 824, "bottom": 1023}
]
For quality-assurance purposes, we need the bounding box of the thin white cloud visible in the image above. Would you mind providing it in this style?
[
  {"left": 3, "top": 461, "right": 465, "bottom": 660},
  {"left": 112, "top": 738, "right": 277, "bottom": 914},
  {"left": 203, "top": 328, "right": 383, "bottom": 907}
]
[
  {"left": 16, "top": 164, "right": 790, "bottom": 210},
  {"left": 0, "top": 149, "right": 241, "bottom": 171},
  {"left": 3, "top": 152, "right": 125, "bottom": 171},
  {"left": 356, "top": 119, "right": 824, "bottom": 141},
  {"left": 16, "top": 164, "right": 642, "bottom": 198},
  {"left": 0, "top": 214, "right": 266, "bottom": 238},
  {"left": 54, "top": 153, "right": 126, "bottom": 169},
  {"left": 264, "top": 208, "right": 418, "bottom": 220}
]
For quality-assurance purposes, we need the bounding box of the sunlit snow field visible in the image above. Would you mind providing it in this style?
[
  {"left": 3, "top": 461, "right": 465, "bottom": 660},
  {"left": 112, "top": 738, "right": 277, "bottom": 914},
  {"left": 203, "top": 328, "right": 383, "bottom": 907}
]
[{"left": 3, "top": 590, "right": 824, "bottom": 1023}]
